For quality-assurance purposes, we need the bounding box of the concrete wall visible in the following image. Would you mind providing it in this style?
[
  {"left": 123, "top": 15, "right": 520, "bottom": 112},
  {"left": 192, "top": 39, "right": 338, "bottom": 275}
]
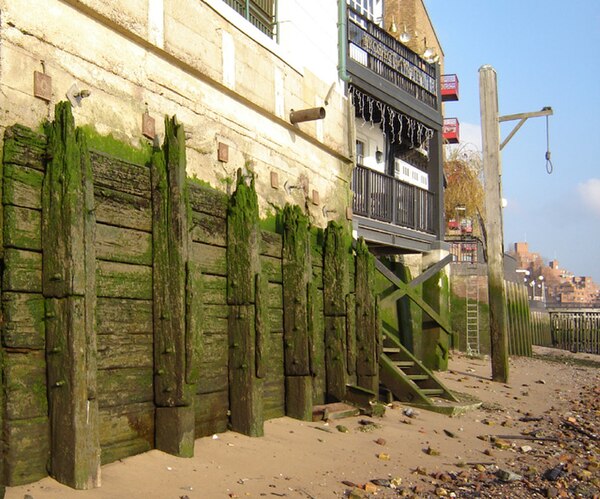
[{"left": 0, "top": 0, "right": 353, "bottom": 227}]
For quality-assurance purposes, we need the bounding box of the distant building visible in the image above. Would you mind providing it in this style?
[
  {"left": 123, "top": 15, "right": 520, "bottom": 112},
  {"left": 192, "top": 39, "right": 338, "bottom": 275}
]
[{"left": 509, "top": 243, "right": 600, "bottom": 306}]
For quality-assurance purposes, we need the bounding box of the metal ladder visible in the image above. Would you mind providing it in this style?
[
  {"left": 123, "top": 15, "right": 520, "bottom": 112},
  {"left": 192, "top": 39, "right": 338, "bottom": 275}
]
[{"left": 465, "top": 273, "right": 480, "bottom": 355}]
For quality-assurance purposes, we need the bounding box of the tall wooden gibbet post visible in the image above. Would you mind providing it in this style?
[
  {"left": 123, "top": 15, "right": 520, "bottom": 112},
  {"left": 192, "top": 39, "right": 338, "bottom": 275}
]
[{"left": 479, "top": 65, "right": 509, "bottom": 382}]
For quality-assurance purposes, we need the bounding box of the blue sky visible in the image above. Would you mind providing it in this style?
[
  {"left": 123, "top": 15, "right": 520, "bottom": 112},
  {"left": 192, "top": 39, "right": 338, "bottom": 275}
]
[{"left": 426, "top": 1, "right": 600, "bottom": 283}]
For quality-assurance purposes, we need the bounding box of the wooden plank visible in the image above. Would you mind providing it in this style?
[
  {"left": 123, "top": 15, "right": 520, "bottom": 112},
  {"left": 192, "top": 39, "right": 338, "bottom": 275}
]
[
  {"left": 3, "top": 205, "right": 41, "bottom": 250},
  {"left": 190, "top": 211, "right": 226, "bottom": 246},
  {"left": 97, "top": 334, "right": 153, "bottom": 369},
  {"left": 194, "top": 390, "right": 229, "bottom": 438},
  {"left": 285, "top": 376, "right": 312, "bottom": 421},
  {"left": 99, "top": 402, "right": 154, "bottom": 463},
  {"left": 346, "top": 293, "right": 356, "bottom": 376},
  {"left": 2, "top": 292, "right": 45, "bottom": 349},
  {"left": 199, "top": 274, "right": 227, "bottom": 304},
  {"left": 325, "top": 316, "right": 347, "bottom": 402},
  {"left": 91, "top": 151, "right": 151, "bottom": 198},
  {"left": 311, "top": 264, "right": 324, "bottom": 290},
  {"left": 263, "top": 377, "right": 285, "bottom": 420},
  {"left": 268, "top": 308, "right": 284, "bottom": 333},
  {"left": 228, "top": 304, "right": 263, "bottom": 436},
  {"left": 96, "top": 298, "right": 153, "bottom": 335},
  {"left": 94, "top": 186, "right": 152, "bottom": 232},
  {"left": 3, "top": 163, "right": 43, "bottom": 209},
  {"left": 188, "top": 181, "right": 228, "bottom": 219},
  {"left": 355, "top": 241, "right": 377, "bottom": 378},
  {"left": 95, "top": 223, "right": 152, "bottom": 265},
  {"left": 4, "top": 351, "right": 47, "bottom": 420},
  {"left": 151, "top": 117, "right": 192, "bottom": 411},
  {"left": 186, "top": 261, "right": 203, "bottom": 384},
  {"left": 309, "top": 285, "right": 326, "bottom": 405},
  {"left": 266, "top": 282, "right": 283, "bottom": 309},
  {"left": 2, "top": 248, "right": 42, "bottom": 292},
  {"left": 261, "top": 254, "right": 282, "bottom": 283},
  {"left": 204, "top": 304, "right": 230, "bottom": 322},
  {"left": 260, "top": 230, "right": 282, "bottom": 258},
  {"left": 96, "top": 261, "right": 152, "bottom": 299},
  {"left": 190, "top": 242, "right": 227, "bottom": 276},
  {"left": 3, "top": 417, "right": 49, "bottom": 486},
  {"left": 2, "top": 125, "right": 47, "bottom": 171},
  {"left": 282, "top": 206, "right": 311, "bottom": 378},
  {"left": 97, "top": 367, "right": 153, "bottom": 408},
  {"left": 323, "top": 223, "right": 349, "bottom": 316}
]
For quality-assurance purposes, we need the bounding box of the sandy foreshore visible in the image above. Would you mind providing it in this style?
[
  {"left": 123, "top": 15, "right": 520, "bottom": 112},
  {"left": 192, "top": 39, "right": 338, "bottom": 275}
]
[{"left": 7, "top": 346, "right": 599, "bottom": 498}]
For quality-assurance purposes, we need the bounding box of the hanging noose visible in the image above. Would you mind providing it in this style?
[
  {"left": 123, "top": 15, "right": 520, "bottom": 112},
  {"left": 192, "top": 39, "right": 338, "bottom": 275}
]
[{"left": 545, "top": 114, "right": 554, "bottom": 174}]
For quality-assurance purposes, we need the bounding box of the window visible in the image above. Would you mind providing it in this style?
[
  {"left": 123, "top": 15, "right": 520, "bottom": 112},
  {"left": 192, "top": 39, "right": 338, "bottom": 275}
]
[
  {"left": 347, "top": 0, "right": 383, "bottom": 25},
  {"left": 223, "top": 0, "right": 276, "bottom": 38},
  {"left": 356, "top": 140, "right": 365, "bottom": 165}
]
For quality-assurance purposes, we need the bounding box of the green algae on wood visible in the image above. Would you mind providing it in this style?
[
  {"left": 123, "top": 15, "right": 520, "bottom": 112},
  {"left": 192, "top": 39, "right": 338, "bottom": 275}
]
[
  {"left": 151, "top": 115, "right": 196, "bottom": 456},
  {"left": 282, "top": 205, "right": 311, "bottom": 376},
  {"left": 227, "top": 170, "right": 264, "bottom": 436},
  {"left": 42, "top": 101, "right": 100, "bottom": 489},
  {"left": 323, "top": 222, "right": 351, "bottom": 316},
  {"left": 281, "top": 205, "right": 312, "bottom": 419},
  {"left": 355, "top": 238, "right": 378, "bottom": 383}
]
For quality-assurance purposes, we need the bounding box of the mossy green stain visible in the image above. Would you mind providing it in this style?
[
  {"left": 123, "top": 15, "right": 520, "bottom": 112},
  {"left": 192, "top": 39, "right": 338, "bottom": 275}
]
[
  {"left": 227, "top": 170, "right": 259, "bottom": 304},
  {"left": 79, "top": 125, "right": 152, "bottom": 166}
]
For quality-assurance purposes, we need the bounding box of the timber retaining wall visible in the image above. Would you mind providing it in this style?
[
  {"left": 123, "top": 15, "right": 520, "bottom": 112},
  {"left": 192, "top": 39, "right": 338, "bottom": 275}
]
[{"left": 0, "top": 104, "right": 377, "bottom": 488}]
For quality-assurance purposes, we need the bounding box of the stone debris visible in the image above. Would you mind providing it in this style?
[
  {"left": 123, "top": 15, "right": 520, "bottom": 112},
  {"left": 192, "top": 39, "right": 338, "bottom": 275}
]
[{"left": 340, "top": 381, "right": 599, "bottom": 498}]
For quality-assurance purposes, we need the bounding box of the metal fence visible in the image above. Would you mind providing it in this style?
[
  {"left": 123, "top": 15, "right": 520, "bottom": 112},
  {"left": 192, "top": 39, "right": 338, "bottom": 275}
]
[{"left": 352, "top": 165, "right": 434, "bottom": 233}]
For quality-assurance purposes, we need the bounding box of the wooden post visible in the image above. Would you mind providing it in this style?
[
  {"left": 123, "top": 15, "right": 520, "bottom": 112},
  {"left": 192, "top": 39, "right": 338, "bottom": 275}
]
[
  {"left": 355, "top": 238, "right": 378, "bottom": 392},
  {"left": 281, "top": 205, "right": 312, "bottom": 420},
  {"left": 42, "top": 102, "right": 100, "bottom": 489},
  {"left": 152, "top": 116, "right": 195, "bottom": 457},
  {"left": 479, "top": 65, "right": 509, "bottom": 383},
  {"left": 227, "top": 170, "right": 264, "bottom": 436},
  {"left": 323, "top": 222, "right": 350, "bottom": 401}
]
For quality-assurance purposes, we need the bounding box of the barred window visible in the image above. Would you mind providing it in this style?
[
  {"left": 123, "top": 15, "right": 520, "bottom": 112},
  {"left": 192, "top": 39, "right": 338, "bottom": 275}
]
[{"left": 223, "top": 0, "right": 277, "bottom": 39}]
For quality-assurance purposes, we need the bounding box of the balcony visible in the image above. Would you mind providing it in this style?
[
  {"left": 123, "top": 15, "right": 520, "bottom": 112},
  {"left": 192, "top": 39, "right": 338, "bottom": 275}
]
[
  {"left": 346, "top": 6, "right": 438, "bottom": 112},
  {"left": 443, "top": 118, "right": 460, "bottom": 144},
  {"left": 441, "top": 74, "right": 459, "bottom": 102},
  {"left": 352, "top": 165, "right": 435, "bottom": 235}
]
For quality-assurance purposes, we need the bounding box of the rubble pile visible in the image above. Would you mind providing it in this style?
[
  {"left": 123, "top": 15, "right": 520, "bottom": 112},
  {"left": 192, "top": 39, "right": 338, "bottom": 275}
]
[{"left": 342, "top": 386, "right": 599, "bottom": 498}]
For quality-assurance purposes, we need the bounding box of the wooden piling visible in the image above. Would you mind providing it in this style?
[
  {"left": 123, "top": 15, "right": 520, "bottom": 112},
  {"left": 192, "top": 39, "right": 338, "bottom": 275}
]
[
  {"left": 151, "top": 116, "right": 195, "bottom": 457},
  {"left": 227, "top": 171, "right": 264, "bottom": 436},
  {"left": 42, "top": 102, "right": 100, "bottom": 489}
]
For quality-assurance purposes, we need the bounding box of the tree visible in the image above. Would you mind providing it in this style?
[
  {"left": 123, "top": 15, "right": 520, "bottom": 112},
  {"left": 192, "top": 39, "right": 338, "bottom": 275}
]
[{"left": 443, "top": 145, "right": 485, "bottom": 229}]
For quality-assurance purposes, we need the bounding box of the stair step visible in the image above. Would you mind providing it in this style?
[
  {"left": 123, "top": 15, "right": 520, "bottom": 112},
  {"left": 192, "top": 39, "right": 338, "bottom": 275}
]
[
  {"left": 420, "top": 388, "right": 444, "bottom": 396},
  {"left": 395, "top": 361, "right": 415, "bottom": 369},
  {"left": 407, "top": 374, "right": 429, "bottom": 381},
  {"left": 383, "top": 347, "right": 401, "bottom": 353}
]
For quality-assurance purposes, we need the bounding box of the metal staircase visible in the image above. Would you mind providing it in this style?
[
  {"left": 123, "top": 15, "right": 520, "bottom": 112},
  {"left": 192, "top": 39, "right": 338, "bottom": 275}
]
[
  {"left": 378, "top": 333, "right": 476, "bottom": 415},
  {"left": 465, "top": 273, "right": 480, "bottom": 355}
]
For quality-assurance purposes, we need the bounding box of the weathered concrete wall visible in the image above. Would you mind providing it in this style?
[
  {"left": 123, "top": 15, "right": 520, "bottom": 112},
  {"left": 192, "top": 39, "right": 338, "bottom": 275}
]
[{"left": 0, "top": 0, "right": 352, "bottom": 228}]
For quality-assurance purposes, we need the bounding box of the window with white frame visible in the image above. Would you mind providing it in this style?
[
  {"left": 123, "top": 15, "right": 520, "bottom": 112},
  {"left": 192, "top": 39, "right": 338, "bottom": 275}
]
[{"left": 347, "top": 0, "right": 383, "bottom": 25}]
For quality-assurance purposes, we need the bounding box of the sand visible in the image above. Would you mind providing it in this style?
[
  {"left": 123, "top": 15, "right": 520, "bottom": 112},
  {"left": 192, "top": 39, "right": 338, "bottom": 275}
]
[{"left": 6, "top": 346, "right": 599, "bottom": 499}]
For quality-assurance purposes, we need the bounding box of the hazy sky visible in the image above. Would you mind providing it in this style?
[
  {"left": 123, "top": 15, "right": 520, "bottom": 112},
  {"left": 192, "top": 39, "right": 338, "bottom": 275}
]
[{"left": 426, "top": 1, "right": 600, "bottom": 282}]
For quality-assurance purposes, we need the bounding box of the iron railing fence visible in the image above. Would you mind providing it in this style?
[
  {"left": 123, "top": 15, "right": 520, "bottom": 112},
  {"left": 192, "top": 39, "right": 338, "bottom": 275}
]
[
  {"left": 223, "top": 0, "right": 276, "bottom": 38},
  {"left": 352, "top": 164, "right": 434, "bottom": 234},
  {"left": 347, "top": 6, "right": 438, "bottom": 110}
]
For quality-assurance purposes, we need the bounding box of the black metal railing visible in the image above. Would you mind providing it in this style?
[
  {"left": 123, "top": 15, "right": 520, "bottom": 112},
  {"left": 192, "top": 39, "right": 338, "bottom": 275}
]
[
  {"left": 347, "top": 6, "right": 438, "bottom": 110},
  {"left": 352, "top": 165, "right": 434, "bottom": 233},
  {"left": 223, "top": 0, "right": 276, "bottom": 38}
]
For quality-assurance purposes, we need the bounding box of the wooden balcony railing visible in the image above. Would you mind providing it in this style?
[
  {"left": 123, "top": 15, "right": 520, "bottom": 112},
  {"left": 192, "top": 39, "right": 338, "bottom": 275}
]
[
  {"left": 352, "top": 165, "right": 435, "bottom": 233},
  {"left": 347, "top": 6, "right": 438, "bottom": 110}
]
